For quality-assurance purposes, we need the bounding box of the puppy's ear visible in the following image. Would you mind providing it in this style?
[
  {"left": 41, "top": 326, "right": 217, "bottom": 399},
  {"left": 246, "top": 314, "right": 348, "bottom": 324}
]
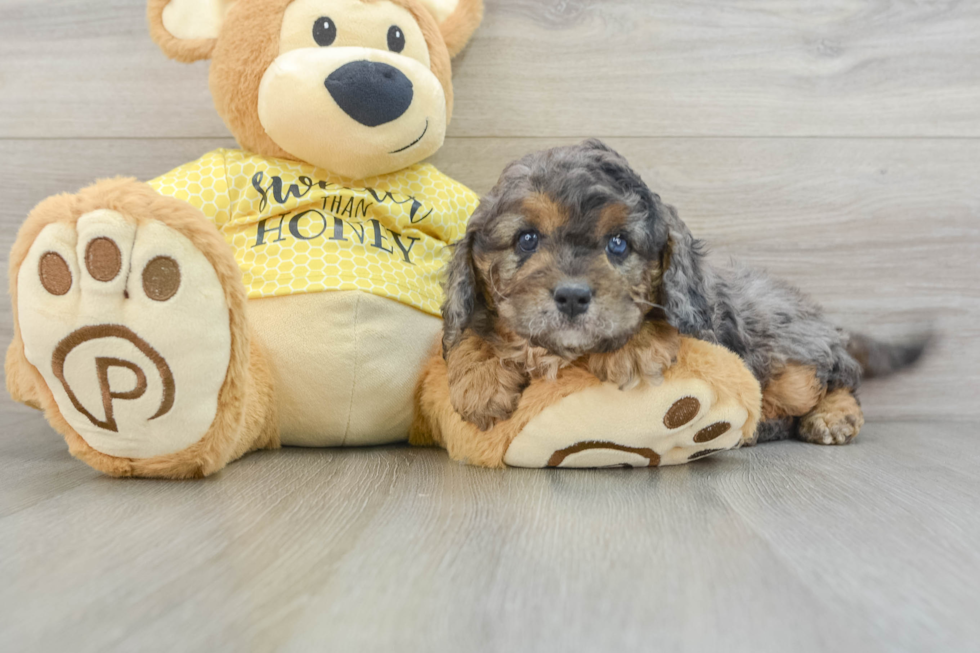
[
  {"left": 656, "top": 199, "right": 713, "bottom": 337},
  {"left": 441, "top": 231, "right": 480, "bottom": 357},
  {"left": 417, "top": 0, "right": 484, "bottom": 57},
  {"left": 148, "top": 0, "right": 236, "bottom": 62}
]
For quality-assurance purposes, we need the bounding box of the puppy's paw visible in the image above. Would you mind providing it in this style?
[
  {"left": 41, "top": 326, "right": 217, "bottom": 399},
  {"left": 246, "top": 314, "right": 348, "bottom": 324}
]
[
  {"left": 588, "top": 350, "right": 663, "bottom": 390},
  {"left": 586, "top": 323, "right": 679, "bottom": 390},
  {"left": 446, "top": 336, "right": 528, "bottom": 430},
  {"left": 799, "top": 411, "right": 863, "bottom": 445},
  {"left": 448, "top": 367, "right": 523, "bottom": 431},
  {"left": 798, "top": 389, "right": 864, "bottom": 445},
  {"left": 456, "top": 399, "right": 518, "bottom": 432}
]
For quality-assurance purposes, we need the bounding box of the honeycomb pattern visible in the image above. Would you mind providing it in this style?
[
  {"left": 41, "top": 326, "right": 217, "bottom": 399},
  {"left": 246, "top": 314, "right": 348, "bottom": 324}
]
[{"left": 149, "top": 148, "right": 480, "bottom": 316}]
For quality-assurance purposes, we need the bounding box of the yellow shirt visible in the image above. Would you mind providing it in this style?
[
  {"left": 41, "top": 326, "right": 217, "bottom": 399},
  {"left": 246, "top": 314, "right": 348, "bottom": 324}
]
[{"left": 149, "top": 149, "right": 479, "bottom": 316}]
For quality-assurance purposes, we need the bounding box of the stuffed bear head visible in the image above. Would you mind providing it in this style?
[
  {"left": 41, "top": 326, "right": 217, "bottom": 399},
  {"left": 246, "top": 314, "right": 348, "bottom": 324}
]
[{"left": 148, "top": 0, "right": 483, "bottom": 179}]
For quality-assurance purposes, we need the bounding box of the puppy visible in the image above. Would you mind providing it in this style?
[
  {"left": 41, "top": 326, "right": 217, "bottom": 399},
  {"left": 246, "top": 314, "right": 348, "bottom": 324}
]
[{"left": 441, "top": 140, "right": 927, "bottom": 443}]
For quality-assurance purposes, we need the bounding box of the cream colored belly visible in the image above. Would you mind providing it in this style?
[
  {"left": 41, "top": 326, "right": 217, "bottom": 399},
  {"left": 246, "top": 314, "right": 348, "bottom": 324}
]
[{"left": 247, "top": 291, "right": 441, "bottom": 447}]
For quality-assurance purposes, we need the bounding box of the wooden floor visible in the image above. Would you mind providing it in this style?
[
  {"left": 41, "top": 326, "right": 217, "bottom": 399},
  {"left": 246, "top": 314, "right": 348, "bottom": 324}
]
[{"left": 1, "top": 1, "right": 979, "bottom": 651}]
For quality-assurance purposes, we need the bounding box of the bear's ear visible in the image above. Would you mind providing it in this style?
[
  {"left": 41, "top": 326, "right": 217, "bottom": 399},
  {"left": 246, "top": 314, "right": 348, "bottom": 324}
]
[
  {"left": 148, "top": 0, "right": 237, "bottom": 63},
  {"left": 417, "top": 0, "right": 484, "bottom": 58}
]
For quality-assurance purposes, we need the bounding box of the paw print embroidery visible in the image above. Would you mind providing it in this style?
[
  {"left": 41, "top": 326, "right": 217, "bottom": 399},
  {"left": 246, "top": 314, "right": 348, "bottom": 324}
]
[
  {"left": 18, "top": 208, "right": 232, "bottom": 460},
  {"left": 504, "top": 385, "right": 748, "bottom": 469}
]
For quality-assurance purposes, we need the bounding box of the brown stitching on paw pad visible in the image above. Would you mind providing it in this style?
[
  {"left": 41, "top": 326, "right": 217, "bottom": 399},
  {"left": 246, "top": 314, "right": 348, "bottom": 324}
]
[
  {"left": 85, "top": 237, "right": 122, "bottom": 282},
  {"left": 694, "top": 421, "right": 731, "bottom": 443},
  {"left": 664, "top": 396, "right": 700, "bottom": 429},
  {"left": 142, "top": 256, "right": 181, "bottom": 302},
  {"left": 51, "top": 324, "right": 175, "bottom": 432},
  {"left": 547, "top": 441, "right": 661, "bottom": 468},
  {"left": 689, "top": 448, "right": 723, "bottom": 460},
  {"left": 39, "top": 252, "right": 72, "bottom": 295},
  {"left": 95, "top": 357, "right": 149, "bottom": 430}
]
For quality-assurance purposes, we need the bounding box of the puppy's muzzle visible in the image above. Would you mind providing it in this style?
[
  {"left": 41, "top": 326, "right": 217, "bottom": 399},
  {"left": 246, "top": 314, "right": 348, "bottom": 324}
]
[
  {"left": 325, "top": 61, "right": 414, "bottom": 127},
  {"left": 553, "top": 282, "right": 592, "bottom": 319}
]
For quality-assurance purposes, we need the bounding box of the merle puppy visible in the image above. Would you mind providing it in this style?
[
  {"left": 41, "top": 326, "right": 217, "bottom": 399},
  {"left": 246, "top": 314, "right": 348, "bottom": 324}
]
[{"left": 441, "top": 139, "right": 926, "bottom": 443}]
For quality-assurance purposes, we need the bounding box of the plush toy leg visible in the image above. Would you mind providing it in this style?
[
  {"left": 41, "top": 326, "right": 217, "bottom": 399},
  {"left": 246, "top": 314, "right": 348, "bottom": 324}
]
[
  {"left": 411, "top": 337, "right": 761, "bottom": 468},
  {"left": 6, "top": 179, "right": 278, "bottom": 478}
]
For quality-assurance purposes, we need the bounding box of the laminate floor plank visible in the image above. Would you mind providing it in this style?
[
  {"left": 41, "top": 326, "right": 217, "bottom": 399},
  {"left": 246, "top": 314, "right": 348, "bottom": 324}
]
[
  {"left": 2, "top": 1, "right": 980, "bottom": 138},
  {"left": 0, "top": 416, "right": 976, "bottom": 652}
]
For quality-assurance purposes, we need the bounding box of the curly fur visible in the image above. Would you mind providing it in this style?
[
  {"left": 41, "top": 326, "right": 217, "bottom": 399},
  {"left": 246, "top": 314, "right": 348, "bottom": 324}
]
[{"left": 443, "top": 139, "right": 928, "bottom": 442}]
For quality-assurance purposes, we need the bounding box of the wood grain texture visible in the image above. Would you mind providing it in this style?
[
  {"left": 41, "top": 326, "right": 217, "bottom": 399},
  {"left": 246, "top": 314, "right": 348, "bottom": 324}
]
[
  {"left": 1, "top": 413, "right": 978, "bottom": 652},
  {"left": 3, "top": 1, "right": 980, "bottom": 138}
]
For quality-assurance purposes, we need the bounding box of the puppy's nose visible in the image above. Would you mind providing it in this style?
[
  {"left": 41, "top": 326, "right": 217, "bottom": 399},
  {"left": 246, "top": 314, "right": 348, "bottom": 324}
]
[
  {"left": 325, "top": 61, "right": 414, "bottom": 127},
  {"left": 553, "top": 283, "right": 592, "bottom": 318}
]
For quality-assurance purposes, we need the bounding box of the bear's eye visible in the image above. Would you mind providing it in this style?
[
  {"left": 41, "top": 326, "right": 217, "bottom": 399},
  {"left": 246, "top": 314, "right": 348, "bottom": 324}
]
[
  {"left": 387, "top": 25, "right": 405, "bottom": 53},
  {"left": 313, "top": 17, "right": 337, "bottom": 46}
]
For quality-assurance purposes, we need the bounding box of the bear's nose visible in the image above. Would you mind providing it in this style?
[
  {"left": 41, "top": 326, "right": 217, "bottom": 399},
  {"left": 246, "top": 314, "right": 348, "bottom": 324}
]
[{"left": 325, "top": 61, "right": 414, "bottom": 127}]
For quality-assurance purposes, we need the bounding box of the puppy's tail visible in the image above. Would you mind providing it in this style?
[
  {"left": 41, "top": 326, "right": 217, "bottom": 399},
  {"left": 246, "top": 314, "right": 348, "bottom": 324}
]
[{"left": 846, "top": 331, "right": 933, "bottom": 379}]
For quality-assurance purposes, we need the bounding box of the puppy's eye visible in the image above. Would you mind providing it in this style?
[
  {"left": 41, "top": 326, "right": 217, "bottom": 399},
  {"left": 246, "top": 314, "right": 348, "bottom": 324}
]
[
  {"left": 313, "top": 17, "right": 337, "bottom": 46},
  {"left": 518, "top": 230, "right": 540, "bottom": 253},
  {"left": 387, "top": 25, "right": 406, "bottom": 53},
  {"left": 606, "top": 234, "right": 629, "bottom": 257}
]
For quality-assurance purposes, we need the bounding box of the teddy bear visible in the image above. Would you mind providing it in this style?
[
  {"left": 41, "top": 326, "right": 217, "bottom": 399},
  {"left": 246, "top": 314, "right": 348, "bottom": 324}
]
[{"left": 6, "top": 0, "right": 763, "bottom": 477}]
